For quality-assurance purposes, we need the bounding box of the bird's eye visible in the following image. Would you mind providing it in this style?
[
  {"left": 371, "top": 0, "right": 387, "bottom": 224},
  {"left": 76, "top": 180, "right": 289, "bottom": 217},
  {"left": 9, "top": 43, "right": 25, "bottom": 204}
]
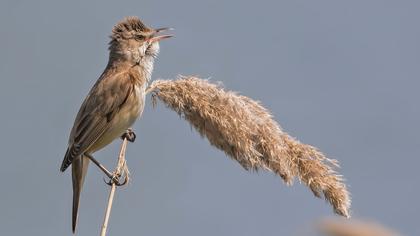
[{"left": 135, "top": 35, "right": 145, "bottom": 40}]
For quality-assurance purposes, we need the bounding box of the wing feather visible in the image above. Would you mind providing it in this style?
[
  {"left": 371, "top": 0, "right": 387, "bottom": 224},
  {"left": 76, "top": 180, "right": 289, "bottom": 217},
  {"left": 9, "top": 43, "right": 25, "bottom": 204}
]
[{"left": 60, "top": 70, "right": 135, "bottom": 172}]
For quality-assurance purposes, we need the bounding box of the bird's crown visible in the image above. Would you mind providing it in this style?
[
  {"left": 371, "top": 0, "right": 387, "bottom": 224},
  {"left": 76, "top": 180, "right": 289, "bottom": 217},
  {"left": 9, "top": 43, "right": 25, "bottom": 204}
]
[{"left": 111, "top": 16, "right": 151, "bottom": 40}]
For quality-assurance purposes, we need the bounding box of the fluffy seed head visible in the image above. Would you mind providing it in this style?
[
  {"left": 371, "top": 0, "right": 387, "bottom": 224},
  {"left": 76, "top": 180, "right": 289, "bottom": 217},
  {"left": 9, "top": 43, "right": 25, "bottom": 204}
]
[
  {"left": 147, "top": 76, "right": 351, "bottom": 217},
  {"left": 319, "top": 219, "right": 401, "bottom": 236}
]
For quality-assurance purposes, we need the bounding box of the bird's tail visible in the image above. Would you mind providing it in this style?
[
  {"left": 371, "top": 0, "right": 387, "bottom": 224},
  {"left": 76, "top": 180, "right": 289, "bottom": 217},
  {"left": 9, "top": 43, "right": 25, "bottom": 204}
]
[{"left": 71, "top": 154, "right": 89, "bottom": 233}]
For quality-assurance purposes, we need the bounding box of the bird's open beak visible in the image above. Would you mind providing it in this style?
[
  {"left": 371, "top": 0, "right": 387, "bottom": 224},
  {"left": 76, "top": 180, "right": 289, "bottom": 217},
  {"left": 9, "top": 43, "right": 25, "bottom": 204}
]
[{"left": 149, "top": 27, "right": 174, "bottom": 43}]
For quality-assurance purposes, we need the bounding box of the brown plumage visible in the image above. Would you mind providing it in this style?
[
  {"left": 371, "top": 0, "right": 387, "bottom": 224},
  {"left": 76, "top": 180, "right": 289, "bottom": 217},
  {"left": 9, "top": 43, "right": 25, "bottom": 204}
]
[
  {"left": 148, "top": 76, "right": 351, "bottom": 218},
  {"left": 60, "top": 17, "right": 172, "bottom": 233}
]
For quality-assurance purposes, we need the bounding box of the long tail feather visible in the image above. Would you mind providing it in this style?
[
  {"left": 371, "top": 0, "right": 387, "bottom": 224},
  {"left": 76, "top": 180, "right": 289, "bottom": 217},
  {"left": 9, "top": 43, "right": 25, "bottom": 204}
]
[{"left": 71, "top": 155, "right": 89, "bottom": 233}]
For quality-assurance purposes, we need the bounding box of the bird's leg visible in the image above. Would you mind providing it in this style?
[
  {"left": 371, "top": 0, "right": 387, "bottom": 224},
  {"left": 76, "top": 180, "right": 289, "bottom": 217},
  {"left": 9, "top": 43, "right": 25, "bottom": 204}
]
[
  {"left": 84, "top": 153, "right": 113, "bottom": 178},
  {"left": 84, "top": 153, "right": 124, "bottom": 185},
  {"left": 121, "top": 128, "right": 136, "bottom": 142}
]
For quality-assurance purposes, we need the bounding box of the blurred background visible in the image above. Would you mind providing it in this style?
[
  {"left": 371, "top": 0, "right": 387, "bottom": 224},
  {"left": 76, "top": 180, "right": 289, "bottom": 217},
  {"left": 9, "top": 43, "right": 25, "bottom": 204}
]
[{"left": 0, "top": 0, "right": 418, "bottom": 235}]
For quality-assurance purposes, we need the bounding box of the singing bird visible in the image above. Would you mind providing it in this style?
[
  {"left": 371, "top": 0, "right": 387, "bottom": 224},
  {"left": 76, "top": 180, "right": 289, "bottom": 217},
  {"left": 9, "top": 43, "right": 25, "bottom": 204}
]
[{"left": 60, "top": 17, "right": 172, "bottom": 233}]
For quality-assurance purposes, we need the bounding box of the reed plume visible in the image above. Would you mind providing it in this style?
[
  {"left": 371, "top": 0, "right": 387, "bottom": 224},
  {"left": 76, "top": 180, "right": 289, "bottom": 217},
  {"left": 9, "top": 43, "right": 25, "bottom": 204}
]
[
  {"left": 147, "top": 76, "right": 350, "bottom": 217},
  {"left": 319, "top": 219, "right": 401, "bottom": 236}
]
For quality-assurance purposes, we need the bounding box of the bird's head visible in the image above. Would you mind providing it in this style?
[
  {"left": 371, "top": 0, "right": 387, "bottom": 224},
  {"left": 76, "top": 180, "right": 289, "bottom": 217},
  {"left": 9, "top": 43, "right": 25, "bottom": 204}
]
[{"left": 109, "top": 17, "right": 172, "bottom": 64}]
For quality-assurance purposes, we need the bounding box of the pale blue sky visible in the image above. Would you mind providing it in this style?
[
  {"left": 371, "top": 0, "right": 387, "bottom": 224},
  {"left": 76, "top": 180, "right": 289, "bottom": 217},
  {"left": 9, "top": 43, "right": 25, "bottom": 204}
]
[{"left": 0, "top": 1, "right": 419, "bottom": 235}]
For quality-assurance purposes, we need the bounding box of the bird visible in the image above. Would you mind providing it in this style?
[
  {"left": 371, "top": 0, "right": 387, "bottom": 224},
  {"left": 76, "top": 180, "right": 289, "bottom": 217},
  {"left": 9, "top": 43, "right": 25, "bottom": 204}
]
[{"left": 60, "top": 16, "right": 172, "bottom": 233}]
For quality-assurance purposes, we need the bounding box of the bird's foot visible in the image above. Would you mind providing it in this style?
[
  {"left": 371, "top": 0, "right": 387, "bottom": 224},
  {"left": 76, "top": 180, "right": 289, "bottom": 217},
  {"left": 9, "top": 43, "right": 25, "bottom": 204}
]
[
  {"left": 121, "top": 128, "right": 136, "bottom": 142},
  {"left": 86, "top": 153, "right": 128, "bottom": 186},
  {"left": 103, "top": 172, "right": 128, "bottom": 186}
]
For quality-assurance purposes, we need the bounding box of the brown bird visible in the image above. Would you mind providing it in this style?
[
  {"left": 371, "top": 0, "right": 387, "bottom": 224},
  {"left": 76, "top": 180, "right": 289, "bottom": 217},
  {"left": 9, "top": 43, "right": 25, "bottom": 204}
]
[{"left": 60, "top": 17, "right": 172, "bottom": 233}]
